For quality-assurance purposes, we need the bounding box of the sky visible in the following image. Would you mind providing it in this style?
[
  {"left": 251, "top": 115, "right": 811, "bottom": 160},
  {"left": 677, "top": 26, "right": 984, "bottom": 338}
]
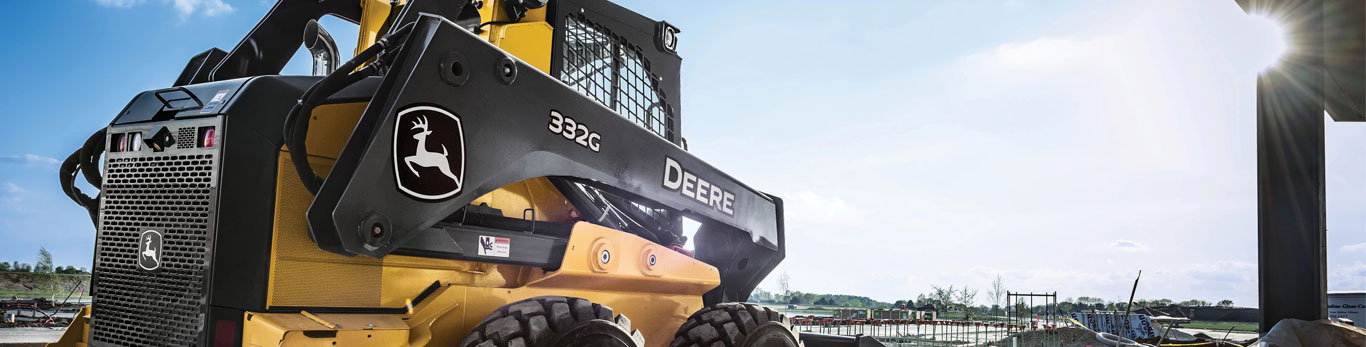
[{"left": 0, "top": 0, "right": 1362, "bottom": 309}]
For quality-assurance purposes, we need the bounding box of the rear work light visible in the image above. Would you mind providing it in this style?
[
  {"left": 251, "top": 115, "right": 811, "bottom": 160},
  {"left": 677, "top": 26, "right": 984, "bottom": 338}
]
[
  {"left": 198, "top": 126, "right": 215, "bottom": 148},
  {"left": 109, "top": 133, "right": 127, "bottom": 152}
]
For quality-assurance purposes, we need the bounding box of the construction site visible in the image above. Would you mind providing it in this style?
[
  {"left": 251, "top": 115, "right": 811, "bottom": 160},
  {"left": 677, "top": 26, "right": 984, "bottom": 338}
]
[{"left": 1, "top": 0, "right": 1365, "bottom": 346}]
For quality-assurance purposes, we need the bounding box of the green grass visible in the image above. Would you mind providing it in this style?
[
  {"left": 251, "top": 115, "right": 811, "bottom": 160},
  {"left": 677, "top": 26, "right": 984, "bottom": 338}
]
[{"left": 1177, "top": 320, "right": 1259, "bottom": 333}]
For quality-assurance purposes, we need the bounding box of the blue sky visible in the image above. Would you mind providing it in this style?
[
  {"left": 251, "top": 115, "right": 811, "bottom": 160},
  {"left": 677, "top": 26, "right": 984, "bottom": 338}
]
[{"left": 0, "top": 0, "right": 1362, "bottom": 308}]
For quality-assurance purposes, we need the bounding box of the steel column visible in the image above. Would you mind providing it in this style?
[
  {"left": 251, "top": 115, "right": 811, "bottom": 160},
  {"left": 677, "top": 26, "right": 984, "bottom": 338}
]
[{"left": 1255, "top": 0, "right": 1328, "bottom": 330}]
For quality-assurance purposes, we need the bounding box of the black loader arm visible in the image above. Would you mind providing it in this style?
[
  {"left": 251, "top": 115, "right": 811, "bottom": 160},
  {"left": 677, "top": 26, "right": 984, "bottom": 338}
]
[
  {"left": 209, "top": 0, "right": 362, "bottom": 81},
  {"left": 306, "top": 14, "right": 784, "bottom": 303}
]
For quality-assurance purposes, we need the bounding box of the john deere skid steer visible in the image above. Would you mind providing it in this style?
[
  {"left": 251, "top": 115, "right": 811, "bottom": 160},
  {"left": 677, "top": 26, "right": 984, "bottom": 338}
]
[{"left": 55, "top": 0, "right": 883, "bottom": 346}]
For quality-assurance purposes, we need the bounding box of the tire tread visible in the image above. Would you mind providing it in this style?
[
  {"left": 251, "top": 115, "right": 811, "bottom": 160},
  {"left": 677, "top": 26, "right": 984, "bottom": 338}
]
[{"left": 669, "top": 303, "right": 803, "bottom": 347}]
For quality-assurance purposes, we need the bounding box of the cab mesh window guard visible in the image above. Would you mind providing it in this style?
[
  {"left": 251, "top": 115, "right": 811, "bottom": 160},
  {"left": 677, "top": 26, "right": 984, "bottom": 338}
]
[{"left": 560, "top": 14, "right": 674, "bottom": 141}]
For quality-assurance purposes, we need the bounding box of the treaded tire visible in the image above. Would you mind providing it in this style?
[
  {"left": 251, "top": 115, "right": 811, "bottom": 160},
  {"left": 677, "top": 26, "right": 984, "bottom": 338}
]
[
  {"left": 461, "top": 296, "right": 645, "bottom": 347},
  {"left": 669, "top": 302, "right": 803, "bottom": 347}
]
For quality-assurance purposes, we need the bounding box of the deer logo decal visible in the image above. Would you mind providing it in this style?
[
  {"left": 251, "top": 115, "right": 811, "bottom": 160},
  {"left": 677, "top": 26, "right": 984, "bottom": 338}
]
[
  {"left": 393, "top": 105, "right": 465, "bottom": 201},
  {"left": 138, "top": 229, "right": 163, "bottom": 271}
]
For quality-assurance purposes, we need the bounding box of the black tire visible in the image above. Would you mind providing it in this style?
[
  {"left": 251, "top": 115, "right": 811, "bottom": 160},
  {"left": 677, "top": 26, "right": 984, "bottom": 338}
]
[
  {"left": 461, "top": 296, "right": 645, "bottom": 347},
  {"left": 670, "top": 303, "right": 803, "bottom": 347}
]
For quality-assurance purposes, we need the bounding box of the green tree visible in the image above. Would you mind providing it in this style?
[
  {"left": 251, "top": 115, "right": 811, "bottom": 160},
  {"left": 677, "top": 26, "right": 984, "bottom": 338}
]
[
  {"left": 930, "top": 285, "right": 956, "bottom": 312},
  {"left": 1217, "top": 300, "right": 1234, "bottom": 307},
  {"left": 35, "top": 247, "right": 56, "bottom": 300},
  {"left": 35, "top": 248, "right": 53, "bottom": 273},
  {"left": 0, "top": 262, "right": 9, "bottom": 271}
]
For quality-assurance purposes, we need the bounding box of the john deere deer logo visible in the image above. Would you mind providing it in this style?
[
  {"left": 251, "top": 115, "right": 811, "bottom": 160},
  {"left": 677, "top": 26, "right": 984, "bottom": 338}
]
[
  {"left": 393, "top": 105, "right": 465, "bottom": 201},
  {"left": 138, "top": 229, "right": 163, "bottom": 271}
]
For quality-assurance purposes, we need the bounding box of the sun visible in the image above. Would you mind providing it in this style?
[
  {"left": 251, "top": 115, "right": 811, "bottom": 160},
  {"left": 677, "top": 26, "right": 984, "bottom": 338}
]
[{"left": 1246, "top": 14, "right": 1289, "bottom": 71}]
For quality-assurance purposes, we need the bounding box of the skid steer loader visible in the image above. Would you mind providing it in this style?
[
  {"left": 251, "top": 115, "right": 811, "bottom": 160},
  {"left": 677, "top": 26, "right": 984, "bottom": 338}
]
[{"left": 54, "top": 0, "right": 886, "bottom": 346}]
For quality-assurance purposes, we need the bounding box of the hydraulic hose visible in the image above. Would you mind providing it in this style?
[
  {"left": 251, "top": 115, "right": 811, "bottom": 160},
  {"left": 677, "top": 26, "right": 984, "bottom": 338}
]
[
  {"left": 60, "top": 128, "right": 106, "bottom": 225},
  {"left": 285, "top": 22, "right": 415, "bottom": 195}
]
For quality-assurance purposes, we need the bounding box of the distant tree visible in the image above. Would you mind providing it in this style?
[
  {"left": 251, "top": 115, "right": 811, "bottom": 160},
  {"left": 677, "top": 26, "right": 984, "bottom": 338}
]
[
  {"left": 956, "top": 286, "right": 978, "bottom": 320},
  {"left": 750, "top": 288, "right": 771, "bottom": 303},
  {"left": 894, "top": 300, "right": 907, "bottom": 309},
  {"left": 1217, "top": 300, "right": 1234, "bottom": 307},
  {"left": 988, "top": 274, "right": 1006, "bottom": 311},
  {"left": 1177, "top": 299, "right": 1210, "bottom": 307},
  {"left": 0, "top": 262, "right": 9, "bottom": 272},
  {"left": 930, "top": 285, "right": 956, "bottom": 312},
  {"left": 777, "top": 272, "right": 792, "bottom": 296},
  {"left": 35, "top": 247, "right": 58, "bottom": 300},
  {"left": 35, "top": 248, "right": 53, "bottom": 273}
]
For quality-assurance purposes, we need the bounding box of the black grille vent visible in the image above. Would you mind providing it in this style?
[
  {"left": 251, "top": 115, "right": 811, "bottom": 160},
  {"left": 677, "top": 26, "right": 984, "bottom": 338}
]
[
  {"left": 175, "top": 127, "right": 196, "bottom": 149},
  {"left": 90, "top": 153, "right": 217, "bottom": 347},
  {"left": 561, "top": 14, "right": 674, "bottom": 140}
]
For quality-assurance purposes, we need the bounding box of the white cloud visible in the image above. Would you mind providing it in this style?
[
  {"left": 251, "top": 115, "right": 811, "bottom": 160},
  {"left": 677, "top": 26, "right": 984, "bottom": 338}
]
[
  {"left": 1108, "top": 240, "right": 1150, "bottom": 252},
  {"left": 1343, "top": 243, "right": 1366, "bottom": 253},
  {"left": 95, "top": 0, "right": 145, "bottom": 7},
  {"left": 173, "top": 0, "right": 234, "bottom": 17},
  {"left": 789, "top": 190, "right": 856, "bottom": 224},
  {"left": 966, "top": 37, "right": 1110, "bottom": 73},
  {"left": 1, "top": 182, "right": 24, "bottom": 194},
  {"left": 1330, "top": 262, "right": 1366, "bottom": 290},
  {"left": 93, "top": 0, "right": 233, "bottom": 18},
  {"left": 0, "top": 154, "right": 60, "bottom": 170},
  {"left": 0, "top": 182, "right": 25, "bottom": 208}
]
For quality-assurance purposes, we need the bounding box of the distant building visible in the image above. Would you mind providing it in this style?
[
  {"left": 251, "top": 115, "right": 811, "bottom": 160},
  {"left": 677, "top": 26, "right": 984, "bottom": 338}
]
[{"left": 1328, "top": 291, "right": 1365, "bottom": 328}]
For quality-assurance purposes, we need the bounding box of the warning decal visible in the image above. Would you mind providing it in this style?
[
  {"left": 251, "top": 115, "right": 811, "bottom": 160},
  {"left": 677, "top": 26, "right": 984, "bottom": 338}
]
[
  {"left": 201, "top": 90, "right": 230, "bottom": 114},
  {"left": 478, "top": 235, "right": 510, "bottom": 258}
]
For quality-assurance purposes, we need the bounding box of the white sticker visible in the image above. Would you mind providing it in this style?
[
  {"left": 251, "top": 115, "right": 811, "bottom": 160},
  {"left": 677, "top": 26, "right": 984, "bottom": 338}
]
[
  {"left": 210, "top": 90, "right": 229, "bottom": 103},
  {"left": 201, "top": 90, "right": 231, "bottom": 113},
  {"left": 477, "top": 235, "right": 510, "bottom": 258}
]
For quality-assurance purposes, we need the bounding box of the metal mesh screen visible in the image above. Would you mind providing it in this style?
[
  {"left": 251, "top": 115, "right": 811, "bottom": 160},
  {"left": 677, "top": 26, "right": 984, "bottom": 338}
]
[
  {"left": 90, "top": 147, "right": 217, "bottom": 346},
  {"left": 560, "top": 14, "right": 674, "bottom": 141},
  {"left": 175, "top": 128, "right": 196, "bottom": 149}
]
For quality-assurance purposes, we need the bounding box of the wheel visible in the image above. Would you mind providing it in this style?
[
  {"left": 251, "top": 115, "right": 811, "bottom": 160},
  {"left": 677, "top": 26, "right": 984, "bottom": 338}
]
[
  {"left": 670, "top": 303, "right": 803, "bottom": 347},
  {"left": 460, "top": 296, "right": 645, "bottom": 347}
]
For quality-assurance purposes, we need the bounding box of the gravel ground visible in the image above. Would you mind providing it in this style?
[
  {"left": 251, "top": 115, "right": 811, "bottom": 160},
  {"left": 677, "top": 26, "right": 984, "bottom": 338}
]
[
  {"left": 986, "top": 327, "right": 1099, "bottom": 347},
  {"left": 0, "top": 327, "right": 64, "bottom": 346}
]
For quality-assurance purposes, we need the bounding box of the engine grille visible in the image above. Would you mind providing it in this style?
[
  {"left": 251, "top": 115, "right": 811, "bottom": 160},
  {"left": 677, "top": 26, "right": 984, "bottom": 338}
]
[
  {"left": 560, "top": 14, "right": 674, "bottom": 141},
  {"left": 90, "top": 144, "right": 218, "bottom": 346}
]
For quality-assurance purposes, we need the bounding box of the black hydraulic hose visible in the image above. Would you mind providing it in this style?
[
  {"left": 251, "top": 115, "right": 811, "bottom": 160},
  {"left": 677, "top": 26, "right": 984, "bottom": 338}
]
[
  {"left": 77, "top": 129, "right": 105, "bottom": 190},
  {"left": 286, "top": 22, "right": 416, "bottom": 195},
  {"left": 60, "top": 128, "right": 106, "bottom": 225}
]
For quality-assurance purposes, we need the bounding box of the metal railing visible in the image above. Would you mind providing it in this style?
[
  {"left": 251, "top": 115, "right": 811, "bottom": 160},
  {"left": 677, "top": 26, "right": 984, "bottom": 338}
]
[{"left": 792, "top": 316, "right": 1089, "bottom": 346}]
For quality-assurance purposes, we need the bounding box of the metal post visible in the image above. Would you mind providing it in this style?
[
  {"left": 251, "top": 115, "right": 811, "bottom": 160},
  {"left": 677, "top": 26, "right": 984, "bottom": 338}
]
[{"left": 1256, "top": 0, "right": 1329, "bottom": 332}]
